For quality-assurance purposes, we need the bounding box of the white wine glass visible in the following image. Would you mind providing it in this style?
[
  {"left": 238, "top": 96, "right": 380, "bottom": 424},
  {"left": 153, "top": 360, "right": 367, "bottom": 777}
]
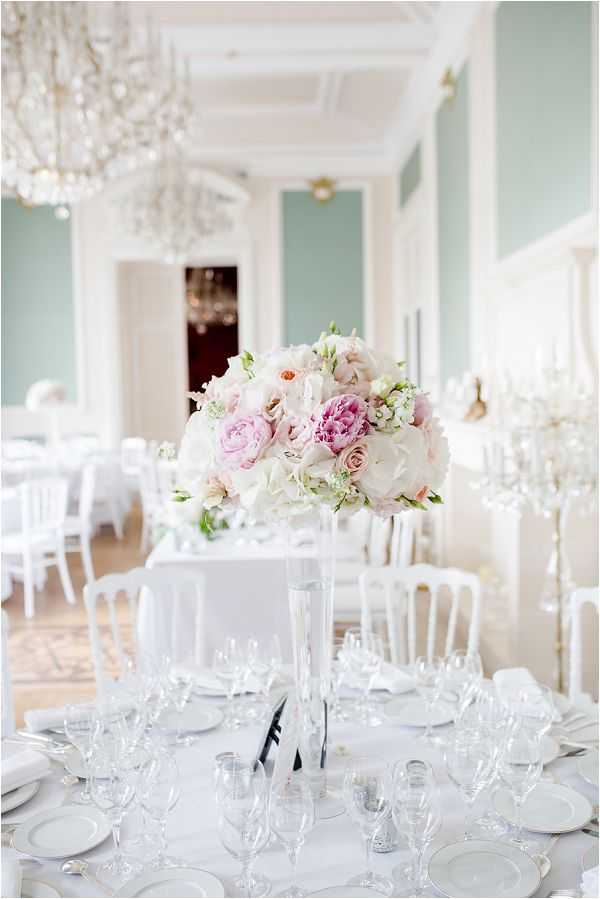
[
  {"left": 343, "top": 756, "right": 393, "bottom": 895},
  {"left": 392, "top": 761, "right": 442, "bottom": 897},
  {"left": 64, "top": 703, "right": 101, "bottom": 804},
  {"left": 414, "top": 656, "right": 444, "bottom": 744},
  {"left": 137, "top": 750, "right": 182, "bottom": 868},
  {"left": 89, "top": 740, "right": 140, "bottom": 886},
  {"left": 445, "top": 732, "right": 494, "bottom": 840},
  {"left": 270, "top": 774, "right": 315, "bottom": 897},
  {"left": 497, "top": 728, "right": 543, "bottom": 849}
]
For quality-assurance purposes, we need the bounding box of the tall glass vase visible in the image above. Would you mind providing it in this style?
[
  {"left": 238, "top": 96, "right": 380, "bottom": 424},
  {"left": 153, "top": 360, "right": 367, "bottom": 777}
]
[{"left": 286, "top": 507, "right": 342, "bottom": 818}]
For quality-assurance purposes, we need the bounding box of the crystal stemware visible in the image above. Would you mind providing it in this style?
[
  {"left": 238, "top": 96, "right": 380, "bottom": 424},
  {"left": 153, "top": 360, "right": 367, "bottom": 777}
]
[
  {"left": 344, "top": 629, "right": 384, "bottom": 727},
  {"left": 414, "top": 656, "right": 444, "bottom": 744},
  {"left": 269, "top": 774, "right": 315, "bottom": 897},
  {"left": 392, "top": 760, "right": 441, "bottom": 898},
  {"left": 137, "top": 750, "right": 182, "bottom": 868},
  {"left": 64, "top": 702, "right": 101, "bottom": 804},
  {"left": 444, "top": 650, "right": 482, "bottom": 716},
  {"left": 168, "top": 670, "right": 195, "bottom": 745},
  {"left": 343, "top": 756, "right": 393, "bottom": 896},
  {"left": 497, "top": 728, "right": 543, "bottom": 849},
  {"left": 217, "top": 758, "right": 271, "bottom": 898},
  {"left": 445, "top": 732, "right": 494, "bottom": 840}
]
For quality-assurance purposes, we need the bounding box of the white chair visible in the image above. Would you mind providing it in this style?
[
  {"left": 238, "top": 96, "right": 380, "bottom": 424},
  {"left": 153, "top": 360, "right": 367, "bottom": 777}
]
[
  {"left": 64, "top": 462, "right": 96, "bottom": 585},
  {"left": 335, "top": 512, "right": 417, "bottom": 622},
  {"left": 139, "top": 458, "right": 177, "bottom": 553},
  {"left": 569, "top": 586, "right": 599, "bottom": 702},
  {"left": 84, "top": 566, "right": 206, "bottom": 691},
  {"left": 120, "top": 437, "right": 148, "bottom": 478},
  {"left": 1, "top": 478, "right": 76, "bottom": 618},
  {"left": 92, "top": 454, "right": 126, "bottom": 540},
  {"left": 2, "top": 610, "right": 15, "bottom": 735},
  {"left": 360, "top": 563, "right": 481, "bottom": 665}
]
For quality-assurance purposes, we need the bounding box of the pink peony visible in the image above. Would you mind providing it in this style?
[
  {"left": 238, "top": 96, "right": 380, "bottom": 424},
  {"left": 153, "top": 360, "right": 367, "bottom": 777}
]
[
  {"left": 313, "top": 393, "right": 369, "bottom": 454},
  {"left": 412, "top": 393, "right": 432, "bottom": 428},
  {"left": 216, "top": 414, "right": 272, "bottom": 471},
  {"left": 337, "top": 439, "right": 369, "bottom": 482}
]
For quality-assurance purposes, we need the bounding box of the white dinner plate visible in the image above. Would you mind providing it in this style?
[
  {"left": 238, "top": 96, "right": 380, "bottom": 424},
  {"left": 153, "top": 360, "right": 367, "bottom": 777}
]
[
  {"left": 309, "top": 888, "right": 386, "bottom": 897},
  {"left": 578, "top": 748, "right": 599, "bottom": 786},
  {"left": 21, "top": 879, "right": 62, "bottom": 898},
  {"left": 428, "top": 839, "right": 541, "bottom": 898},
  {"left": 1, "top": 779, "right": 40, "bottom": 813},
  {"left": 582, "top": 844, "right": 599, "bottom": 872},
  {"left": 114, "top": 867, "right": 225, "bottom": 897},
  {"left": 12, "top": 804, "right": 111, "bottom": 858},
  {"left": 158, "top": 701, "right": 224, "bottom": 734},
  {"left": 383, "top": 697, "right": 455, "bottom": 728},
  {"left": 493, "top": 782, "right": 593, "bottom": 834}
]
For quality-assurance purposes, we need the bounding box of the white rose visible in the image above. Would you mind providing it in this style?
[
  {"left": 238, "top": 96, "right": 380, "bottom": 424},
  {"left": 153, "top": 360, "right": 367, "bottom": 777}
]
[
  {"left": 357, "top": 427, "right": 428, "bottom": 506},
  {"left": 370, "top": 375, "right": 395, "bottom": 399},
  {"left": 177, "top": 411, "right": 217, "bottom": 493}
]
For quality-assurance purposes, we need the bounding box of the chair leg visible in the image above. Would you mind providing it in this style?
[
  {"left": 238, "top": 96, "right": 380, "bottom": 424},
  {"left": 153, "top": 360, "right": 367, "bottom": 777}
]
[
  {"left": 80, "top": 533, "right": 95, "bottom": 585},
  {"left": 140, "top": 514, "right": 149, "bottom": 554},
  {"left": 22, "top": 549, "right": 35, "bottom": 619},
  {"left": 110, "top": 497, "right": 124, "bottom": 540},
  {"left": 55, "top": 539, "right": 76, "bottom": 605}
]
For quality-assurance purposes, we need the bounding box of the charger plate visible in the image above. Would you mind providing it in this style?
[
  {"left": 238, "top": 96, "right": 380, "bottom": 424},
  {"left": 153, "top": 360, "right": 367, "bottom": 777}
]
[
  {"left": 114, "top": 867, "right": 225, "bottom": 898},
  {"left": 493, "top": 782, "right": 593, "bottom": 834},
  {"left": 428, "top": 839, "right": 541, "bottom": 898}
]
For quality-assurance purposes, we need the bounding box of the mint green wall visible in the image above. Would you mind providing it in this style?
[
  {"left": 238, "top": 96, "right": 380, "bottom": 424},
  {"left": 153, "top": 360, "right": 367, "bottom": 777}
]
[
  {"left": 282, "top": 190, "right": 364, "bottom": 343},
  {"left": 496, "top": 1, "right": 592, "bottom": 258},
  {"left": 437, "top": 64, "right": 470, "bottom": 384},
  {"left": 400, "top": 143, "right": 421, "bottom": 207},
  {"left": 1, "top": 199, "right": 76, "bottom": 405}
]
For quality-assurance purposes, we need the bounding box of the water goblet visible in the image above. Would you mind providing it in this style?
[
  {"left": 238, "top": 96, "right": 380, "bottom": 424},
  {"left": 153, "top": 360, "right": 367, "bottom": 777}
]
[
  {"left": 64, "top": 702, "right": 101, "bottom": 804},
  {"left": 269, "top": 774, "right": 315, "bottom": 897},
  {"left": 168, "top": 670, "right": 195, "bottom": 745},
  {"left": 445, "top": 650, "right": 482, "bottom": 716},
  {"left": 89, "top": 741, "right": 141, "bottom": 887},
  {"left": 217, "top": 759, "right": 271, "bottom": 897},
  {"left": 445, "top": 732, "right": 494, "bottom": 840},
  {"left": 137, "top": 750, "right": 182, "bottom": 868},
  {"left": 343, "top": 756, "right": 393, "bottom": 895},
  {"left": 392, "top": 761, "right": 441, "bottom": 897},
  {"left": 497, "top": 727, "right": 543, "bottom": 849},
  {"left": 344, "top": 630, "right": 384, "bottom": 727},
  {"left": 414, "top": 656, "right": 444, "bottom": 745}
]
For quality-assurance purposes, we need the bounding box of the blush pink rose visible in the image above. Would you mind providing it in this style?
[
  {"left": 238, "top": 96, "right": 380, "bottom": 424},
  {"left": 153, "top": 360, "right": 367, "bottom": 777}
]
[
  {"left": 337, "top": 439, "right": 369, "bottom": 482},
  {"left": 313, "top": 394, "right": 369, "bottom": 454},
  {"left": 414, "top": 484, "right": 429, "bottom": 503},
  {"left": 216, "top": 414, "right": 272, "bottom": 471},
  {"left": 275, "top": 416, "right": 312, "bottom": 454},
  {"left": 412, "top": 393, "right": 432, "bottom": 428}
]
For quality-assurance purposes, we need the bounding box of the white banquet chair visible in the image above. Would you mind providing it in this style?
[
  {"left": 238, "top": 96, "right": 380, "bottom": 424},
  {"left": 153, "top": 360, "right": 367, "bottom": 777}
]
[
  {"left": 63, "top": 462, "right": 96, "bottom": 585},
  {"left": 2, "top": 610, "right": 15, "bottom": 735},
  {"left": 569, "top": 586, "right": 599, "bottom": 702},
  {"left": 139, "top": 457, "right": 177, "bottom": 553},
  {"left": 360, "top": 563, "right": 481, "bottom": 666},
  {"left": 335, "top": 512, "right": 417, "bottom": 623},
  {"left": 91, "top": 454, "right": 126, "bottom": 539},
  {"left": 120, "top": 437, "right": 148, "bottom": 478},
  {"left": 84, "top": 566, "right": 206, "bottom": 691},
  {"left": 1, "top": 478, "right": 76, "bottom": 618}
]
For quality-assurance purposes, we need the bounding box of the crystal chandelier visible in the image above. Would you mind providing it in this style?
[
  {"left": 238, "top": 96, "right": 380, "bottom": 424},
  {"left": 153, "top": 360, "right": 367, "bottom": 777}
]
[
  {"left": 475, "top": 358, "right": 597, "bottom": 692},
  {"left": 121, "top": 152, "right": 245, "bottom": 264},
  {"left": 186, "top": 268, "right": 238, "bottom": 335},
  {"left": 1, "top": 2, "right": 192, "bottom": 212}
]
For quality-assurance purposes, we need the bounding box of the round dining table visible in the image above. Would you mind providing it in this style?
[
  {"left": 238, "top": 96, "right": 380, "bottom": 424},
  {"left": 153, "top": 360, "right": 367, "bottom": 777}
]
[{"left": 2, "top": 696, "right": 598, "bottom": 898}]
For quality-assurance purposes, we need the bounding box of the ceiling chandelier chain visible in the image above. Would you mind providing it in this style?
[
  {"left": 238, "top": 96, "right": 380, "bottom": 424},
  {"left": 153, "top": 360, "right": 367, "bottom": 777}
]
[{"left": 1, "top": 1, "right": 192, "bottom": 210}]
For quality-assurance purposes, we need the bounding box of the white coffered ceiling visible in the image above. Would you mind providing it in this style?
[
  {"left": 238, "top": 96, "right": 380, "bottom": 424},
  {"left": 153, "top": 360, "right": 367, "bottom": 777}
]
[{"left": 115, "top": 1, "right": 466, "bottom": 172}]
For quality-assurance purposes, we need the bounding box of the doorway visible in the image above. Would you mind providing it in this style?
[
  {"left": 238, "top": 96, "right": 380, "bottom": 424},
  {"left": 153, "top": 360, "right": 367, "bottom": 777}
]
[{"left": 185, "top": 266, "right": 239, "bottom": 413}]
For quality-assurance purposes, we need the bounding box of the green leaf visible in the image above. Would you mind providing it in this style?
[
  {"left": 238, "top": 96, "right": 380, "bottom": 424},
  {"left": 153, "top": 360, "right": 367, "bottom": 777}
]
[
  {"left": 328, "top": 321, "right": 341, "bottom": 335},
  {"left": 240, "top": 350, "right": 255, "bottom": 379},
  {"left": 429, "top": 493, "right": 444, "bottom": 505},
  {"left": 198, "top": 509, "right": 215, "bottom": 537},
  {"left": 172, "top": 489, "right": 191, "bottom": 503}
]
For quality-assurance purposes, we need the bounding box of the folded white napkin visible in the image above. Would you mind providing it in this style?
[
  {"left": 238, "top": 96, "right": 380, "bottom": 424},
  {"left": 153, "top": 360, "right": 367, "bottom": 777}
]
[
  {"left": 373, "top": 662, "right": 415, "bottom": 694},
  {"left": 582, "top": 865, "right": 599, "bottom": 898},
  {"left": 1, "top": 750, "right": 50, "bottom": 795},
  {"left": 1, "top": 857, "right": 22, "bottom": 898},
  {"left": 172, "top": 663, "right": 263, "bottom": 694},
  {"left": 492, "top": 667, "right": 536, "bottom": 690}
]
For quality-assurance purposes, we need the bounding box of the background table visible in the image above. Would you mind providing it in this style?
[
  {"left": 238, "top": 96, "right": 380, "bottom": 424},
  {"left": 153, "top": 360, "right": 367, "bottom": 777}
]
[{"left": 2, "top": 701, "right": 597, "bottom": 898}]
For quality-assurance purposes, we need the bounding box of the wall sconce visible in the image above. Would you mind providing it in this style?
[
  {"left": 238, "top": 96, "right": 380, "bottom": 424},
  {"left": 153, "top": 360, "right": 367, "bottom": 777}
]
[
  {"left": 440, "top": 67, "right": 456, "bottom": 104},
  {"left": 309, "top": 177, "right": 336, "bottom": 204}
]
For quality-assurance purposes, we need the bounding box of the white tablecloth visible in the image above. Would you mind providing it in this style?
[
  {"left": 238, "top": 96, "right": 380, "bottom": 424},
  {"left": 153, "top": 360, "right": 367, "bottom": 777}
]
[{"left": 2, "top": 704, "right": 597, "bottom": 898}]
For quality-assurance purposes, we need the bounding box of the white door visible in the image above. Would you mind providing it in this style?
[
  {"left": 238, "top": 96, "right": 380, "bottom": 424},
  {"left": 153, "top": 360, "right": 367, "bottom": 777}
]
[{"left": 118, "top": 262, "right": 189, "bottom": 444}]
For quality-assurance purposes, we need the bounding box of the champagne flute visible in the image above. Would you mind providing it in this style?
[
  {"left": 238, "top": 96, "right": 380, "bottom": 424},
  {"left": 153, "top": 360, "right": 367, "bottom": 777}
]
[
  {"left": 343, "top": 756, "right": 393, "bottom": 895},
  {"left": 64, "top": 702, "right": 101, "bottom": 804},
  {"left": 270, "top": 774, "right": 315, "bottom": 897}
]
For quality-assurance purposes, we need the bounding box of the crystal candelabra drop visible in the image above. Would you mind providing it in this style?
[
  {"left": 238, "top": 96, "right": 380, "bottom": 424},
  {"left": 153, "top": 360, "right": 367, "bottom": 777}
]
[{"left": 475, "top": 357, "right": 597, "bottom": 692}]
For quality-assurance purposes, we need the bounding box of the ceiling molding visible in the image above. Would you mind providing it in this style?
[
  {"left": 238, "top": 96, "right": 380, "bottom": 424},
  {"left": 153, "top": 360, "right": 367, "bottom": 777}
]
[{"left": 185, "top": 51, "right": 426, "bottom": 77}]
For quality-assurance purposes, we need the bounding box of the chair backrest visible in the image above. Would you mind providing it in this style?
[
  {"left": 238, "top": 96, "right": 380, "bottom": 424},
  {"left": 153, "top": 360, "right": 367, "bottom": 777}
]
[
  {"left": 359, "top": 563, "right": 481, "bottom": 665},
  {"left": 84, "top": 566, "right": 206, "bottom": 690},
  {"left": 19, "top": 478, "right": 69, "bottom": 535},
  {"left": 78, "top": 463, "right": 96, "bottom": 524},
  {"left": 121, "top": 438, "right": 147, "bottom": 476},
  {"left": 2, "top": 610, "right": 15, "bottom": 736},
  {"left": 569, "top": 586, "right": 599, "bottom": 700}
]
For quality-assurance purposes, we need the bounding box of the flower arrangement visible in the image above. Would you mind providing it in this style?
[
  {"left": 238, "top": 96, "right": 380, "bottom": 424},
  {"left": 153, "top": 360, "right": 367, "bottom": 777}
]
[{"left": 175, "top": 324, "right": 449, "bottom": 522}]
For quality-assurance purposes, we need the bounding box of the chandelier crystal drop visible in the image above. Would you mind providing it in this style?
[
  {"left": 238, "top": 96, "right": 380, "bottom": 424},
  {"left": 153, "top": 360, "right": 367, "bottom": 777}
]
[
  {"left": 1, "top": 2, "right": 193, "bottom": 209},
  {"left": 121, "top": 152, "right": 245, "bottom": 264}
]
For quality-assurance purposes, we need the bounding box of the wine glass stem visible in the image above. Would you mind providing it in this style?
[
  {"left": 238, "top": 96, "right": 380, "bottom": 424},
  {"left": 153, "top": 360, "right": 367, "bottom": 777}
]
[
  {"left": 425, "top": 701, "right": 432, "bottom": 740},
  {"left": 412, "top": 843, "right": 425, "bottom": 896},
  {"left": 464, "top": 794, "right": 475, "bottom": 840},
  {"left": 364, "top": 833, "right": 374, "bottom": 878},
  {"left": 241, "top": 858, "right": 254, "bottom": 898},
  {"left": 514, "top": 796, "right": 522, "bottom": 844},
  {"left": 288, "top": 844, "right": 300, "bottom": 888},
  {"left": 112, "top": 820, "right": 122, "bottom": 865},
  {"left": 158, "top": 818, "right": 167, "bottom": 863}
]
